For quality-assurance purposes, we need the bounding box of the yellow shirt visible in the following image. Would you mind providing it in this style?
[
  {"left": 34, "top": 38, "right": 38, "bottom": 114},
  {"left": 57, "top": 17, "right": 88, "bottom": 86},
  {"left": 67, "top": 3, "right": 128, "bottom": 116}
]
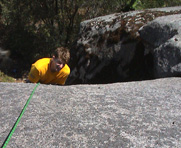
[{"left": 28, "top": 58, "right": 70, "bottom": 85}]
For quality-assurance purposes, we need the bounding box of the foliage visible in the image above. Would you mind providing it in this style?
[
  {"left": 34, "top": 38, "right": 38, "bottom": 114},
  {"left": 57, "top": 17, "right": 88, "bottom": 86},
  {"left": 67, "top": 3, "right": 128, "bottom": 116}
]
[
  {"left": 164, "top": 0, "right": 181, "bottom": 7},
  {"left": 133, "top": 0, "right": 180, "bottom": 9},
  {"left": 0, "top": 70, "right": 16, "bottom": 82}
]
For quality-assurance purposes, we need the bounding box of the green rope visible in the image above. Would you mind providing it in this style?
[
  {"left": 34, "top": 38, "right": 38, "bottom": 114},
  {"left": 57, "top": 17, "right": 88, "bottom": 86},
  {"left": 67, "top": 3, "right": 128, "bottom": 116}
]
[{"left": 1, "top": 82, "right": 40, "bottom": 148}]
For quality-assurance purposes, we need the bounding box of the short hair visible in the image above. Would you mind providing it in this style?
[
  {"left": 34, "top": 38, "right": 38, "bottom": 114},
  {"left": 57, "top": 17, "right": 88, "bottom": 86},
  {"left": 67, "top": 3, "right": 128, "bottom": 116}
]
[{"left": 53, "top": 47, "right": 70, "bottom": 64}]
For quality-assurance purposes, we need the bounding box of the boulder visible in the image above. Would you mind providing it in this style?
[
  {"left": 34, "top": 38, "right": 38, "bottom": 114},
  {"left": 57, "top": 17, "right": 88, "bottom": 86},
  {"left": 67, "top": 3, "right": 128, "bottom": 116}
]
[
  {"left": 0, "top": 78, "right": 181, "bottom": 147},
  {"left": 139, "top": 14, "right": 181, "bottom": 78},
  {"left": 0, "top": 47, "right": 12, "bottom": 72},
  {"left": 67, "top": 6, "right": 181, "bottom": 84}
]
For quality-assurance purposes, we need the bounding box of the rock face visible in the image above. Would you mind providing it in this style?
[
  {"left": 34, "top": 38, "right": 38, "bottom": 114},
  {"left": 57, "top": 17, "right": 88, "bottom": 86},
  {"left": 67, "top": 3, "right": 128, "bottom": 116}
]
[
  {"left": 67, "top": 6, "right": 181, "bottom": 85},
  {"left": 0, "top": 78, "right": 181, "bottom": 147},
  {"left": 0, "top": 47, "right": 12, "bottom": 72},
  {"left": 139, "top": 14, "right": 181, "bottom": 78}
]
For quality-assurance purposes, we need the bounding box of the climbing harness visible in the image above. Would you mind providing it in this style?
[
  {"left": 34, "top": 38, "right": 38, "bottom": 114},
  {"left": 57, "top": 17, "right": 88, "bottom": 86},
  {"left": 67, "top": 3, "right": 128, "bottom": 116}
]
[{"left": 1, "top": 82, "right": 40, "bottom": 148}]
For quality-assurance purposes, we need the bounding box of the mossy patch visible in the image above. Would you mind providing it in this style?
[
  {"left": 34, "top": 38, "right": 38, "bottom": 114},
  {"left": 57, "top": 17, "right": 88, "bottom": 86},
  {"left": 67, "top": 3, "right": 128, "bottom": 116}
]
[{"left": 0, "top": 71, "right": 16, "bottom": 82}]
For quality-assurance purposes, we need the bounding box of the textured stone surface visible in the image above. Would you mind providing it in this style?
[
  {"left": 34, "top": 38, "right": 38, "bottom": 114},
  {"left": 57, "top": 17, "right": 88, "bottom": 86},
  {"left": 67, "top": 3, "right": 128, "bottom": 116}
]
[
  {"left": 0, "top": 47, "right": 12, "bottom": 71},
  {"left": 139, "top": 14, "right": 181, "bottom": 78},
  {"left": 0, "top": 78, "right": 181, "bottom": 148},
  {"left": 67, "top": 6, "right": 181, "bottom": 84}
]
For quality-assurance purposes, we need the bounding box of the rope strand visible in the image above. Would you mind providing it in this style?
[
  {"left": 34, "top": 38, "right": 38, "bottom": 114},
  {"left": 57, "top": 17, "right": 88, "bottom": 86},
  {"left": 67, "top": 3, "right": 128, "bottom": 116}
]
[{"left": 1, "top": 82, "right": 40, "bottom": 148}]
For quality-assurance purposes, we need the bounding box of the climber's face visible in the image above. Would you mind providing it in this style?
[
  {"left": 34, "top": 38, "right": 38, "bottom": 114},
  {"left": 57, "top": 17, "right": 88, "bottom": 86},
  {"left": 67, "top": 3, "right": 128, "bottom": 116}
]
[{"left": 50, "top": 56, "right": 65, "bottom": 72}]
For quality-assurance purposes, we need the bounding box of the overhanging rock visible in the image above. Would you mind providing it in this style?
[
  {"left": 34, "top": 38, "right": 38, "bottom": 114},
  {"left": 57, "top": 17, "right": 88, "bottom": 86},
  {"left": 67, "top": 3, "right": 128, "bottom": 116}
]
[
  {"left": 67, "top": 6, "right": 181, "bottom": 84},
  {"left": 139, "top": 14, "right": 181, "bottom": 78},
  {"left": 0, "top": 78, "right": 181, "bottom": 147}
]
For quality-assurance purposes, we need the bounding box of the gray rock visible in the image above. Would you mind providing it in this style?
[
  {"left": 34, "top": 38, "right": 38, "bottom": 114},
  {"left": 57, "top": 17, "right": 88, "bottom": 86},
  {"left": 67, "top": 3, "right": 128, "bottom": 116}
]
[
  {"left": 0, "top": 78, "right": 181, "bottom": 148},
  {"left": 0, "top": 47, "right": 12, "bottom": 72},
  {"left": 139, "top": 14, "right": 181, "bottom": 78},
  {"left": 67, "top": 7, "right": 181, "bottom": 84}
]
